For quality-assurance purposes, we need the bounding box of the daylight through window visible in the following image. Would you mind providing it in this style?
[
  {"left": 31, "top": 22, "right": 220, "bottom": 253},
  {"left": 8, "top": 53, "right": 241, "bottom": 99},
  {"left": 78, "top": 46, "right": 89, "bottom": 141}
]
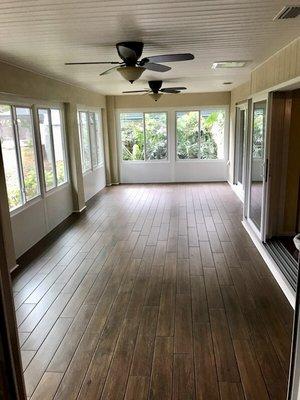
[
  {"left": 78, "top": 110, "right": 103, "bottom": 173},
  {"left": 0, "top": 105, "right": 41, "bottom": 210},
  {"left": 38, "top": 108, "right": 67, "bottom": 191},
  {"left": 176, "top": 109, "right": 225, "bottom": 160},
  {"left": 120, "top": 112, "right": 168, "bottom": 161}
]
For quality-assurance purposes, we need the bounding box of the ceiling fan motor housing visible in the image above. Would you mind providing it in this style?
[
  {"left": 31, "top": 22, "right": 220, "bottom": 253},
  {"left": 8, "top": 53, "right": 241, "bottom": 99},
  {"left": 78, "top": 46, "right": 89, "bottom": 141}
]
[
  {"left": 149, "top": 80, "right": 163, "bottom": 93},
  {"left": 116, "top": 41, "right": 144, "bottom": 65}
]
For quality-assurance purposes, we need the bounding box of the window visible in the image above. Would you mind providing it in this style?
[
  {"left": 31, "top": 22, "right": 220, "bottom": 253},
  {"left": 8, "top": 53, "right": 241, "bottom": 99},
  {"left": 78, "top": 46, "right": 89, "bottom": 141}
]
[
  {"left": 176, "top": 109, "right": 225, "bottom": 160},
  {"left": 120, "top": 112, "right": 168, "bottom": 161},
  {"left": 78, "top": 110, "right": 103, "bottom": 173},
  {"left": 38, "top": 108, "right": 67, "bottom": 191},
  {"left": 252, "top": 105, "right": 265, "bottom": 159},
  {"left": 0, "top": 105, "right": 40, "bottom": 210}
]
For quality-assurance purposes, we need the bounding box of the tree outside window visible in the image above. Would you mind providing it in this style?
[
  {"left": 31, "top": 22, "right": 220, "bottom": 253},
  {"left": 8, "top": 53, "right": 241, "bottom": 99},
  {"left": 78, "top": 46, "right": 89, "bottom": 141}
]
[
  {"left": 176, "top": 109, "right": 225, "bottom": 160},
  {"left": 120, "top": 112, "right": 168, "bottom": 161}
]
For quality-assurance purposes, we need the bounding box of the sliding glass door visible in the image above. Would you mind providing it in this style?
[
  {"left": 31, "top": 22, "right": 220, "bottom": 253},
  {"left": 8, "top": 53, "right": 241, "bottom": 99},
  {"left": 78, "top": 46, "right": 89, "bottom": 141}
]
[{"left": 247, "top": 99, "right": 268, "bottom": 238}]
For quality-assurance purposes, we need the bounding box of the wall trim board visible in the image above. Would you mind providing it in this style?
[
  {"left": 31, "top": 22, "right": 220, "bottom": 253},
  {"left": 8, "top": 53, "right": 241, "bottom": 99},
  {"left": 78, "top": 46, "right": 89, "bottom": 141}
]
[{"left": 0, "top": 61, "right": 106, "bottom": 108}]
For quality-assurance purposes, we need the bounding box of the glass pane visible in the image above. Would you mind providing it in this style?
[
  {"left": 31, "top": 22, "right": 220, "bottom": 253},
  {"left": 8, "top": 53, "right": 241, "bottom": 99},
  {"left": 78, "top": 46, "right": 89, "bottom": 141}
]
[
  {"left": 238, "top": 110, "right": 245, "bottom": 184},
  {"left": 249, "top": 101, "right": 266, "bottom": 230},
  {"left": 79, "top": 112, "right": 91, "bottom": 172},
  {"left": 89, "top": 113, "right": 98, "bottom": 167},
  {"left": 0, "top": 105, "right": 22, "bottom": 210},
  {"left": 145, "top": 112, "right": 167, "bottom": 160},
  {"left": 176, "top": 111, "right": 199, "bottom": 159},
  {"left": 200, "top": 110, "right": 225, "bottom": 159},
  {"left": 120, "top": 112, "right": 144, "bottom": 161},
  {"left": 95, "top": 112, "right": 103, "bottom": 164},
  {"left": 38, "top": 109, "right": 55, "bottom": 190},
  {"left": 16, "top": 107, "right": 39, "bottom": 201},
  {"left": 51, "top": 109, "right": 67, "bottom": 185}
]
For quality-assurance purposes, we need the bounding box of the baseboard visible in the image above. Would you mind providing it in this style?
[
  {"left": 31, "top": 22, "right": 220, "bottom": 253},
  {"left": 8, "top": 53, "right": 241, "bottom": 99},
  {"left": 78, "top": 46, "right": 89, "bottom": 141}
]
[
  {"left": 73, "top": 205, "right": 87, "bottom": 213},
  {"left": 10, "top": 264, "right": 19, "bottom": 274},
  {"left": 13, "top": 212, "right": 81, "bottom": 278},
  {"left": 242, "top": 219, "right": 296, "bottom": 308}
]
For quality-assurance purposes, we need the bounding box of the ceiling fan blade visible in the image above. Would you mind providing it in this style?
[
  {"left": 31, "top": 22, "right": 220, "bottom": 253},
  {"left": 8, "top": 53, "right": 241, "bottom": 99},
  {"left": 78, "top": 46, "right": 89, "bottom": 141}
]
[
  {"left": 122, "top": 90, "right": 149, "bottom": 93},
  {"left": 99, "top": 66, "right": 120, "bottom": 76},
  {"left": 144, "top": 62, "right": 171, "bottom": 72},
  {"left": 144, "top": 53, "right": 194, "bottom": 63},
  {"left": 160, "top": 89, "right": 181, "bottom": 94},
  {"left": 65, "top": 61, "right": 120, "bottom": 65},
  {"left": 160, "top": 87, "right": 187, "bottom": 91}
]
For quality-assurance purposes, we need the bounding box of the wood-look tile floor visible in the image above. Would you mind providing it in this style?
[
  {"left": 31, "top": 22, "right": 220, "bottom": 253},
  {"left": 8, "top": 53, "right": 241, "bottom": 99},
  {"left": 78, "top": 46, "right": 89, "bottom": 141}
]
[{"left": 13, "top": 183, "right": 293, "bottom": 400}]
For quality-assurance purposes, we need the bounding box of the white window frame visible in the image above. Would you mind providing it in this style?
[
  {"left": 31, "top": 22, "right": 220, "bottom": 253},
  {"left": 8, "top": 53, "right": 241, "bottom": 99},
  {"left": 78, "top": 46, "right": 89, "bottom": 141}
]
[
  {"left": 116, "top": 106, "right": 229, "bottom": 166},
  {"left": 36, "top": 105, "right": 69, "bottom": 193},
  {"left": 0, "top": 102, "right": 42, "bottom": 214},
  {"left": 77, "top": 107, "right": 104, "bottom": 174},
  {"left": 175, "top": 106, "right": 228, "bottom": 162},
  {"left": 117, "top": 110, "right": 170, "bottom": 164}
]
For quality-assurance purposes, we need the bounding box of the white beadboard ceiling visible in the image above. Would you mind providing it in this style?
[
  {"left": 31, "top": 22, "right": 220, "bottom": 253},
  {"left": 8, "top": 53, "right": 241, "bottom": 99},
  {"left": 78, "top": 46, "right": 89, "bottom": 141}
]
[{"left": 0, "top": 0, "right": 299, "bottom": 95}]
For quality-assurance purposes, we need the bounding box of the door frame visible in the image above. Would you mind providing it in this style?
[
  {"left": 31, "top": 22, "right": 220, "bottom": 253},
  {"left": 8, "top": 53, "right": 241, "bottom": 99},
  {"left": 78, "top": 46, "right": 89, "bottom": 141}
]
[
  {"left": 233, "top": 102, "right": 248, "bottom": 200},
  {"left": 245, "top": 92, "right": 270, "bottom": 242}
]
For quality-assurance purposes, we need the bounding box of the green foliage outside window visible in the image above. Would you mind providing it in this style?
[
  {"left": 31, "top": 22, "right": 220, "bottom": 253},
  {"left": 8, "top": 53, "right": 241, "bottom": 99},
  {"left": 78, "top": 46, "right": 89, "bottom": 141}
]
[
  {"left": 145, "top": 113, "right": 168, "bottom": 160},
  {"left": 252, "top": 108, "right": 264, "bottom": 159},
  {"left": 121, "top": 113, "right": 144, "bottom": 161},
  {"left": 176, "top": 110, "right": 225, "bottom": 159},
  {"left": 176, "top": 111, "right": 199, "bottom": 159}
]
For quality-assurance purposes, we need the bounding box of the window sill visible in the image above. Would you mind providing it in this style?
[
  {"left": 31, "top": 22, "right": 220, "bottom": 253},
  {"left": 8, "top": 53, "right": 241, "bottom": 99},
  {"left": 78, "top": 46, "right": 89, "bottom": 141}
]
[
  {"left": 83, "top": 164, "right": 104, "bottom": 176},
  {"left": 10, "top": 195, "right": 42, "bottom": 217},
  {"left": 121, "top": 159, "right": 170, "bottom": 164},
  {"left": 45, "top": 181, "right": 70, "bottom": 197},
  {"left": 175, "top": 158, "right": 226, "bottom": 163}
]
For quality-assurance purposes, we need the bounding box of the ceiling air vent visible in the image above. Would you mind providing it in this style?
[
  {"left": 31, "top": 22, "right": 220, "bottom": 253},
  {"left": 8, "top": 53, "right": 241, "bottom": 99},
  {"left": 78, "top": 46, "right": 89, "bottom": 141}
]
[{"left": 273, "top": 5, "right": 300, "bottom": 20}]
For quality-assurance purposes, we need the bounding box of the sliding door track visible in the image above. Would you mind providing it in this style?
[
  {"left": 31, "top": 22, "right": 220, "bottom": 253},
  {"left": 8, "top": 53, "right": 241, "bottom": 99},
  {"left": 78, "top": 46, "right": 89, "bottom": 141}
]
[{"left": 265, "top": 239, "right": 298, "bottom": 291}]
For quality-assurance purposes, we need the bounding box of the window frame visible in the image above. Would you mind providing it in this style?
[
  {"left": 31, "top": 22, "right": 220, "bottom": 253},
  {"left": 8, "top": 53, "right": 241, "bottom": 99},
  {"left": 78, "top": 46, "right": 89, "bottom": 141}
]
[
  {"left": 77, "top": 107, "right": 104, "bottom": 174},
  {"left": 116, "top": 106, "right": 229, "bottom": 165},
  {"left": 175, "top": 106, "right": 228, "bottom": 162},
  {"left": 36, "top": 105, "right": 69, "bottom": 193},
  {"left": 118, "top": 110, "right": 169, "bottom": 163},
  {"left": 0, "top": 102, "right": 42, "bottom": 213}
]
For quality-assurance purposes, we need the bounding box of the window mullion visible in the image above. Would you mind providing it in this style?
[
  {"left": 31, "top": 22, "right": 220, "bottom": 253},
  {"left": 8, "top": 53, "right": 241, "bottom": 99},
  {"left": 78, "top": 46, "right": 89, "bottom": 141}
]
[
  {"left": 78, "top": 113, "right": 84, "bottom": 169},
  {"left": 88, "top": 112, "right": 93, "bottom": 170},
  {"left": 12, "top": 106, "right": 26, "bottom": 204},
  {"left": 48, "top": 109, "right": 57, "bottom": 187},
  {"left": 94, "top": 113, "right": 100, "bottom": 166},
  {"left": 143, "top": 112, "right": 146, "bottom": 161},
  {"left": 198, "top": 110, "right": 201, "bottom": 159}
]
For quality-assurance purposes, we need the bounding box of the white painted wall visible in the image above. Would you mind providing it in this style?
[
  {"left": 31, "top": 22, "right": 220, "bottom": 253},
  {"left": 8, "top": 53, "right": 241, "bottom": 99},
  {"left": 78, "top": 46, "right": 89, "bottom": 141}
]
[
  {"left": 83, "top": 165, "right": 106, "bottom": 202},
  {"left": 117, "top": 106, "right": 229, "bottom": 184},
  {"left": 11, "top": 184, "right": 73, "bottom": 258}
]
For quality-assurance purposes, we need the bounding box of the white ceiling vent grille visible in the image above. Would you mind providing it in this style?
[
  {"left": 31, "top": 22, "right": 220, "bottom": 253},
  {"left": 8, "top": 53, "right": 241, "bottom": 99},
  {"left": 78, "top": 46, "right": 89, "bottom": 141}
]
[{"left": 273, "top": 6, "right": 300, "bottom": 20}]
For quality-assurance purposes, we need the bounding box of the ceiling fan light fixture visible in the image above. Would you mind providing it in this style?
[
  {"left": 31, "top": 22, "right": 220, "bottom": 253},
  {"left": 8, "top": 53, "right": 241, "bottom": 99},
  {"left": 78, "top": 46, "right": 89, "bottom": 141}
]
[
  {"left": 150, "top": 93, "right": 162, "bottom": 102},
  {"left": 117, "top": 66, "right": 145, "bottom": 83}
]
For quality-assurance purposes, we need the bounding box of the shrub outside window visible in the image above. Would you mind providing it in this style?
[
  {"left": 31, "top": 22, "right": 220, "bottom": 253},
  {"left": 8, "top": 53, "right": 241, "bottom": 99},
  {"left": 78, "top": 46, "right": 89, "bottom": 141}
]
[
  {"left": 0, "top": 105, "right": 40, "bottom": 210},
  {"left": 120, "top": 112, "right": 168, "bottom": 161},
  {"left": 176, "top": 109, "right": 225, "bottom": 160},
  {"left": 38, "top": 108, "right": 67, "bottom": 191}
]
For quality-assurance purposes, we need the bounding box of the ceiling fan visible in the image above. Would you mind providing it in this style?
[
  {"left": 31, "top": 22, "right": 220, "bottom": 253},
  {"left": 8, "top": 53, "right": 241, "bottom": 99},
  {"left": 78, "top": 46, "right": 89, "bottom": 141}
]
[
  {"left": 123, "top": 80, "right": 187, "bottom": 101},
  {"left": 65, "top": 41, "right": 194, "bottom": 83}
]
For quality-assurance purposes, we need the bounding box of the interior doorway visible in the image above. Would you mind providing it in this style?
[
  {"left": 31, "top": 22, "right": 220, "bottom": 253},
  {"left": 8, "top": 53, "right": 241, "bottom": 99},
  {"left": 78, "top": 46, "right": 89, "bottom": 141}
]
[{"left": 265, "top": 89, "right": 300, "bottom": 290}]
